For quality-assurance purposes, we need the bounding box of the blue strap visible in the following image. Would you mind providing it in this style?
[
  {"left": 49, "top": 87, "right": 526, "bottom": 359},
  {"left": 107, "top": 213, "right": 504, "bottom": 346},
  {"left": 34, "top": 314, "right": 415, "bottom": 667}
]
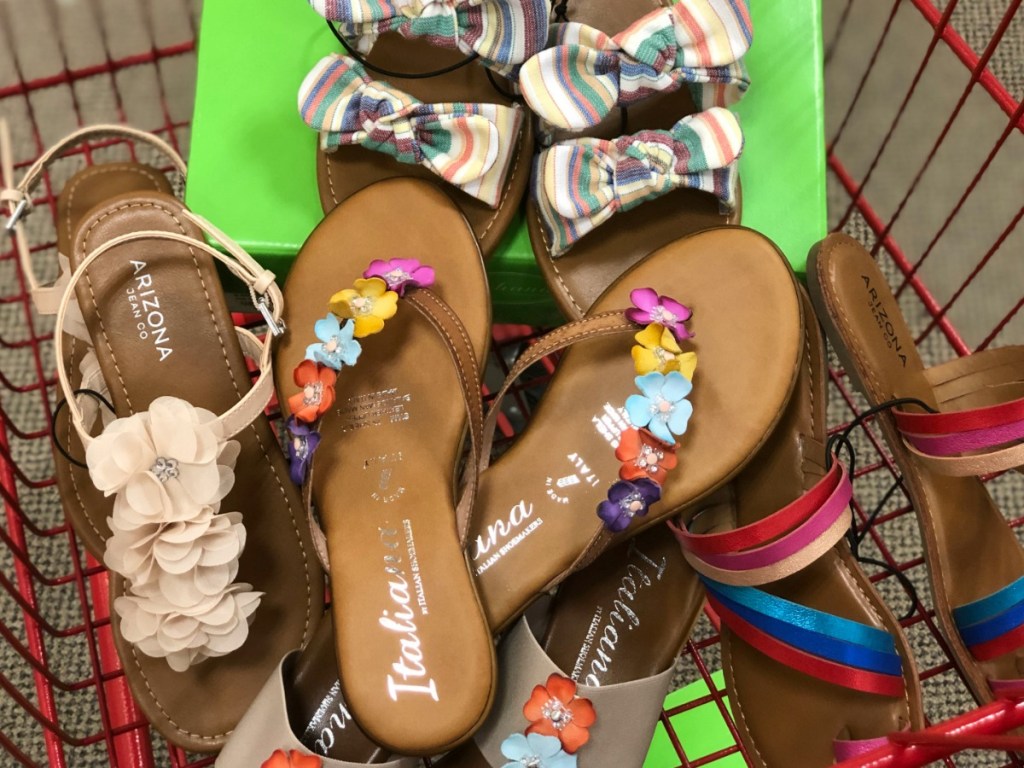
[
  {"left": 703, "top": 579, "right": 899, "bottom": 661},
  {"left": 952, "top": 574, "right": 1024, "bottom": 629},
  {"left": 958, "top": 596, "right": 1024, "bottom": 647}
]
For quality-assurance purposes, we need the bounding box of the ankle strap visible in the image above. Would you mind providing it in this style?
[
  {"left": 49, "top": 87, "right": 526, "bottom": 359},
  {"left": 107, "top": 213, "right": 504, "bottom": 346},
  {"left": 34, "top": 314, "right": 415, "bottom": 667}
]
[
  {"left": 1, "top": 121, "right": 187, "bottom": 315},
  {"left": 54, "top": 209, "right": 282, "bottom": 446}
]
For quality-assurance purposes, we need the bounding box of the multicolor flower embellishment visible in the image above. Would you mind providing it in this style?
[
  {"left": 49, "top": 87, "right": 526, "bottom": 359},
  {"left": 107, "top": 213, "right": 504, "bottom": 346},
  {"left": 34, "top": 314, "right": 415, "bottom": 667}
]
[
  {"left": 260, "top": 749, "right": 321, "bottom": 768},
  {"left": 285, "top": 259, "right": 434, "bottom": 486},
  {"left": 501, "top": 673, "right": 596, "bottom": 767},
  {"left": 597, "top": 289, "right": 696, "bottom": 534}
]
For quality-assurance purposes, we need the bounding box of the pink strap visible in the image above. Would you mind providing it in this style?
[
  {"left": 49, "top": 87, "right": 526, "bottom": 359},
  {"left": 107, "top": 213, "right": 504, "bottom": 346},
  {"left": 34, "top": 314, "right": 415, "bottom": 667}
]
[
  {"left": 672, "top": 462, "right": 853, "bottom": 587},
  {"left": 834, "top": 735, "right": 893, "bottom": 762}
]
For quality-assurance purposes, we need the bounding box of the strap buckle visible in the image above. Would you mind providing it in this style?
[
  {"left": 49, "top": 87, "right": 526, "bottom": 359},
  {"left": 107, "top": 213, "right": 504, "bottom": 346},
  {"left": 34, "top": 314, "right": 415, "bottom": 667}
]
[
  {"left": 3, "top": 197, "right": 28, "bottom": 234},
  {"left": 256, "top": 295, "right": 286, "bottom": 337}
]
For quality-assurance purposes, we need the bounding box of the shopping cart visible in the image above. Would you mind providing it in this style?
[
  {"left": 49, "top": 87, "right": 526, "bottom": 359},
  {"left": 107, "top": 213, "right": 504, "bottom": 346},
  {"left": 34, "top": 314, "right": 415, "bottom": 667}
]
[{"left": 1, "top": 1, "right": 1022, "bottom": 766}]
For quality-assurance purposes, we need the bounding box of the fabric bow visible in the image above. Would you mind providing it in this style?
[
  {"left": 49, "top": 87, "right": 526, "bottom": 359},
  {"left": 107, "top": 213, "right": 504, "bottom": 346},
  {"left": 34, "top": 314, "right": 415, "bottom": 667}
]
[
  {"left": 520, "top": 0, "right": 752, "bottom": 130},
  {"left": 535, "top": 107, "right": 743, "bottom": 257},
  {"left": 309, "top": 0, "right": 551, "bottom": 71},
  {"left": 299, "top": 54, "right": 523, "bottom": 207}
]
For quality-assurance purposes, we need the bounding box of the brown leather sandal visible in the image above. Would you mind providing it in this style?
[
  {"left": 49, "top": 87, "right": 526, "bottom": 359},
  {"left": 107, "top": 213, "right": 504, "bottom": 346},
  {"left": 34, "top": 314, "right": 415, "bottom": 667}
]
[
  {"left": 438, "top": 526, "right": 702, "bottom": 768},
  {"left": 300, "top": 0, "right": 551, "bottom": 256},
  {"left": 469, "top": 226, "right": 803, "bottom": 632},
  {"left": 44, "top": 182, "right": 324, "bottom": 751},
  {"left": 2, "top": 124, "right": 185, "bottom": 558},
  {"left": 273, "top": 177, "right": 495, "bottom": 756},
  {"left": 518, "top": 0, "right": 753, "bottom": 319},
  {"left": 674, "top": 285, "right": 924, "bottom": 766},
  {"left": 809, "top": 233, "right": 1024, "bottom": 706}
]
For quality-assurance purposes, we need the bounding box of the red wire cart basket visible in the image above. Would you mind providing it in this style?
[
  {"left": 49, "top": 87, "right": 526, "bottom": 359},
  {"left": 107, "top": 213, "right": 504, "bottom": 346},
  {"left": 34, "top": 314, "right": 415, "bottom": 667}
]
[{"left": 1, "top": 1, "right": 1022, "bottom": 767}]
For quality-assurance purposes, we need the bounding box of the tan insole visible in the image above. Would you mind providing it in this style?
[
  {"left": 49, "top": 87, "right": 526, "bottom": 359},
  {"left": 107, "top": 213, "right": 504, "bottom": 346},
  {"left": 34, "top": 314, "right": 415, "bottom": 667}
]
[
  {"left": 52, "top": 162, "right": 175, "bottom": 557},
  {"left": 68, "top": 192, "right": 324, "bottom": 752},
  {"left": 808, "top": 233, "right": 1024, "bottom": 702},
  {"left": 713, "top": 288, "right": 921, "bottom": 767},
  {"left": 529, "top": 0, "right": 740, "bottom": 320},
  {"left": 316, "top": 34, "right": 533, "bottom": 258},
  {"left": 472, "top": 227, "right": 802, "bottom": 632},
  {"left": 274, "top": 178, "right": 495, "bottom": 756}
]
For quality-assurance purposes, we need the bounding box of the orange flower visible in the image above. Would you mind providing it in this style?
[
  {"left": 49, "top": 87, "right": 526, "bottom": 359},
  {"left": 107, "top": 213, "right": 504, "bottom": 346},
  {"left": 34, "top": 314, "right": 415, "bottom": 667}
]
[
  {"left": 260, "top": 749, "right": 322, "bottom": 768},
  {"left": 523, "top": 673, "right": 596, "bottom": 753},
  {"left": 288, "top": 360, "right": 337, "bottom": 423},
  {"left": 615, "top": 428, "right": 677, "bottom": 485}
]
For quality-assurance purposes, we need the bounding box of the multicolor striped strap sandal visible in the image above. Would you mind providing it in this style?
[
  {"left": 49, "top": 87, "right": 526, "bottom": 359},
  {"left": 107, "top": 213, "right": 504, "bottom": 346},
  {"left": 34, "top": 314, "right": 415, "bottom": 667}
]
[
  {"left": 673, "top": 285, "right": 924, "bottom": 767},
  {"left": 469, "top": 226, "right": 802, "bottom": 632},
  {"left": 273, "top": 177, "right": 495, "bottom": 756},
  {"left": 47, "top": 199, "right": 324, "bottom": 752},
  {"left": 301, "top": 0, "right": 549, "bottom": 256},
  {"left": 439, "top": 527, "right": 701, "bottom": 768},
  {"left": 518, "top": 0, "right": 751, "bottom": 320},
  {"left": 808, "top": 233, "right": 1024, "bottom": 705},
  {"left": 1, "top": 122, "right": 186, "bottom": 558}
]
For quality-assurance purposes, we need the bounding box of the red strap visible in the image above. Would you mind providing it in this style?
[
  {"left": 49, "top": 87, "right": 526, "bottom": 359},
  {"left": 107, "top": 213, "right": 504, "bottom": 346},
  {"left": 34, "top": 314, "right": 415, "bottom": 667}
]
[
  {"left": 676, "top": 462, "right": 843, "bottom": 556},
  {"left": 894, "top": 396, "right": 1024, "bottom": 436},
  {"left": 969, "top": 621, "right": 1024, "bottom": 662},
  {"left": 708, "top": 595, "right": 905, "bottom": 698}
]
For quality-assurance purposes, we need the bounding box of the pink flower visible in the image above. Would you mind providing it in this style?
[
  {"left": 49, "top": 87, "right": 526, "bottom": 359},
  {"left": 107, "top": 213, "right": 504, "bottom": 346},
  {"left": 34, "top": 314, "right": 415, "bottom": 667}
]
[
  {"left": 625, "top": 288, "right": 692, "bottom": 341},
  {"left": 362, "top": 258, "right": 435, "bottom": 297}
]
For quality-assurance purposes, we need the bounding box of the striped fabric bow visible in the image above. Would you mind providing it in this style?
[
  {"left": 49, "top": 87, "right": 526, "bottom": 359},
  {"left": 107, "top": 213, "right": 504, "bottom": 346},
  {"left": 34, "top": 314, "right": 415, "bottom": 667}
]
[
  {"left": 308, "top": 0, "right": 551, "bottom": 71},
  {"left": 520, "top": 0, "right": 752, "bottom": 130},
  {"left": 299, "top": 54, "right": 523, "bottom": 207},
  {"left": 535, "top": 107, "right": 743, "bottom": 257}
]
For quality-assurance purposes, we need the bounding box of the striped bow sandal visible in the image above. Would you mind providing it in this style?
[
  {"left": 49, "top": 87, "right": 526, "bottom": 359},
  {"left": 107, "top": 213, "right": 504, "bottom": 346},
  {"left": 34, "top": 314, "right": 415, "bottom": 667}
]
[
  {"left": 437, "top": 526, "right": 702, "bottom": 768},
  {"left": 809, "top": 233, "right": 1024, "bottom": 706},
  {"left": 672, "top": 285, "right": 924, "bottom": 766},
  {"left": 302, "top": 0, "right": 550, "bottom": 256},
  {"left": 517, "top": 0, "right": 752, "bottom": 319}
]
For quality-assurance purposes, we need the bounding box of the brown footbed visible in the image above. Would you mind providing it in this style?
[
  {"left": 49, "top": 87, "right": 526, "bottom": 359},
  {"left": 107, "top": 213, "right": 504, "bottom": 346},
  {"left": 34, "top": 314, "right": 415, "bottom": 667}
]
[
  {"left": 274, "top": 178, "right": 495, "bottom": 756},
  {"left": 53, "top": 162, "right": 176, "bottom": 557},
  {"left": 808, "top": 233, "right": 1024, "bottom": 704},
  {"left": 471, "top": 226, "right": 802, "bottom": 633},
  {"left": 68, "top": 191, "right": 325, "bottom": 752},
  {"left": 528, "top": 0, "right": 741, "bottom": 321},
  {"left": 316, "top": 34, "right": 534, "bottom": 258},
  {"left": 440, "top": 526, "right": 702, "bottom": 768},
  {"left": 712, "top": 287, "right": 923, "bottom": 767}
]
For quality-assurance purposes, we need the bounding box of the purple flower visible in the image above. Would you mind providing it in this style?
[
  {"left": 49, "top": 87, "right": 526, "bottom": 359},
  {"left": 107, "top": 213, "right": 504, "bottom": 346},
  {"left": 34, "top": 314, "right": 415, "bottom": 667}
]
[
  {"left": 596, "top": 478, "right": 661, "bottom": 533},
  {"left": 363, "top": 258, "right": 435, "bottom": 297},
  {"left": 286, "top": 417, "right": 321, "bottom": 486},
  {"left": 625, "top": 288, "right": 692, "bottom": 341}
]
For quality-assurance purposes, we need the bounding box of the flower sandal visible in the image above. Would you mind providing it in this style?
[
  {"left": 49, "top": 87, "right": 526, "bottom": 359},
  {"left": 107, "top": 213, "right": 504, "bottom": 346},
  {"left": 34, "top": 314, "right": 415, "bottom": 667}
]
[
  {"left": 51, "top": 198, "right": 325, "bottom": 752},
  {"left": 438, "top": 526, "right": 702, "bottom": 768},
  {"left": 673, "top": 285, "right": 924, "bottom": 766},
  {"left": 469, "top": 226, "right": 803, "bottom": 632},
  {"left": 216, "top": 615, "right": 419, "bottom": 768},
  {"left": 1, "top": 123, "right": 185, "bottom": 558},
  {"left": 518, "top": 0, "right": 753, "bottom": 319},
  {"left": 273, "top": 177, "right": 495, "bottom": 755},
  {"left": 808, "top": 233, "right": 1024, "bottom": 705},
  {"left": 301, "top": 0, "right": 550, "bottom": 256}
]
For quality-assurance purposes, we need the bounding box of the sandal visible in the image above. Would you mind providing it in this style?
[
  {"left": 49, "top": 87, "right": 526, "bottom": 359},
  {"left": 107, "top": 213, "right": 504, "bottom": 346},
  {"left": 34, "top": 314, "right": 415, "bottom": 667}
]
[
  {"left": 301, "top": 0, "right": 548, "bottom": 256},
  {"left": 518, "top": 0, "right": 752, "bottom": 319},
  {"left": 44, "top": 179, "right": 324, "bottom": 751},
  {"left": 808, "top": 233, "right": 1024, "bottom": 705},
  {"left": 216, "top": 615, "right": 420, "bottom": 768},
  {"left": 2, "top": 123, "right": 184, "bottom": 558},
  {"left": 673, "top": 285, "right": 924, "bottom": 766},
  {"left": 273, "top": 177, "right": 495, "bottom": 755},
  {"left": 439, "top": 526, "right": 701, "bottom": 768},
  {"left": 469, "top": 226, "right": 803, "bottom": 632}
]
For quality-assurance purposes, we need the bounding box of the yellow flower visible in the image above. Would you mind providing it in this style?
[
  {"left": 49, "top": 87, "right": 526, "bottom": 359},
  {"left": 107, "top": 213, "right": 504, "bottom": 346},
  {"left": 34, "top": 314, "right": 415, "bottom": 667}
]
[
  {"left": 631, "top": 324, "right": 697, "bottom": 378},
  {"left": 328, "top": 277, "right": 399, "bottom": 338}
]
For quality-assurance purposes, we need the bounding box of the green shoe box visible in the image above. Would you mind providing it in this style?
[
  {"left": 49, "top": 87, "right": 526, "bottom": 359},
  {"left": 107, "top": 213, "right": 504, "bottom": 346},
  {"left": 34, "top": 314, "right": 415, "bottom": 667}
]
[{"left": 186, "top": 0, "right": 824, "bottom": 324}]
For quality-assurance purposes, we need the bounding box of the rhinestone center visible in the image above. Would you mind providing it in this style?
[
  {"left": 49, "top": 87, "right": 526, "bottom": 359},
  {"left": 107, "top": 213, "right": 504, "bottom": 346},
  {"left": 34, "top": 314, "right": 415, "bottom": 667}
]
[
  {"left": 151, "top": 457, "right": 180, "bottom": 483},
  {"left": 541, "top": 698, "right": 574, "bottom": 731},
  {"left": 650, "top": 305, "right": 677, "bottom": 325},
  {"left": 350, "top": 296, "right": 373, "bottom": 315},
  {"left": 303, "top": 381, "right": 324, "bottom": 406},
  {"left": 384, "top": 268, "right": 411, "bottom": 285}
]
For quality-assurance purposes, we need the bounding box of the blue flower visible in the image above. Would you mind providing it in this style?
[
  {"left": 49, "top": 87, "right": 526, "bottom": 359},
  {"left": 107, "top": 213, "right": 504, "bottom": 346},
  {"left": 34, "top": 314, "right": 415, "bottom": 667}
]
[
  {"left": 305, "top": 314, "right": 361, "bottom": 371},
  {"left": 500, "top": 732, "right": 577, "bottom": 768},
  {"left": 624, "top": 371, "right": 693, "bottom": 445}
]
